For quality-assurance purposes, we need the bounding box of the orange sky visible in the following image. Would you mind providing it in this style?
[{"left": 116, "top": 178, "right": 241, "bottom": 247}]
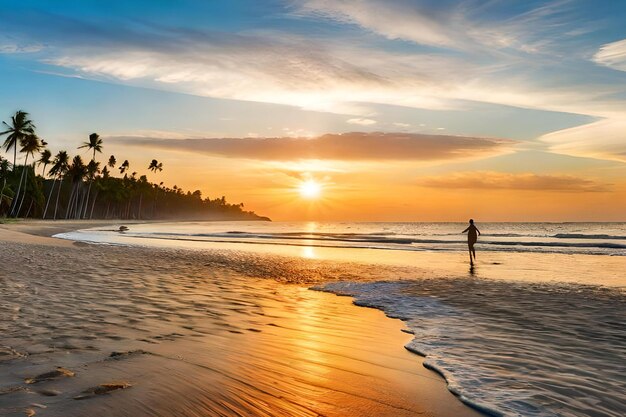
[{"left": 102, "top": 137, "right": 626, "bottom": 221}]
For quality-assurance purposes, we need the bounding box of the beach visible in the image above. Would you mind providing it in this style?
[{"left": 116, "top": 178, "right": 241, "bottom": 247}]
[
  {"left": 3, "top": 1, "right": 626, "bottom": 416},
  {"left": 0, "top": 221, "right": 482, "bottom": 417}
]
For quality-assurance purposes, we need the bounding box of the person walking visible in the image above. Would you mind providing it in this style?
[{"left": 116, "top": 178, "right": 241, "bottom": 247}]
[{"left": 462, "top": 219, "right": 480, "bottom": 265}]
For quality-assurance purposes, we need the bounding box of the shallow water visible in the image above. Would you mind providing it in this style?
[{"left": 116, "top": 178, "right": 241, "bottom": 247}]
[
  {"left": 57, "top": 221, "right": 626, "bottom": 256},
  {"left": 317, "top": 279, "right": 626, "bottom": 417}
]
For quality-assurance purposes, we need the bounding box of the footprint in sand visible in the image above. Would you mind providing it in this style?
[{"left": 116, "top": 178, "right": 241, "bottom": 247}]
[
  {"left": 74, "top": 383, "right": 132, "bottom": 400},
  {"left": 108, "top": 350, "right": 150, "bottom": 359},
  {"left": 36, "top": 389, "right": 61, "bottom": 397},
  {"left": 25, "top": 367, "right": 75, "bottom": 384}
]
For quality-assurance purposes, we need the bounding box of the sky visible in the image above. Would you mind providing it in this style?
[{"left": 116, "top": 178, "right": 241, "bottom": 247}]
[{"left": 0, "top": 0, "right": 625, "bottom": 221}]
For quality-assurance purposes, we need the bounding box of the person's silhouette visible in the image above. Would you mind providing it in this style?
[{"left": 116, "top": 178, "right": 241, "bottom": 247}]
[{"left": 461, "top": 219, "right": 480, "bottom": 265}]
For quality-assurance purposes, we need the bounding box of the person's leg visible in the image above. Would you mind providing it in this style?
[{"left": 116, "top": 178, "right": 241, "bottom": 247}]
[
  {"left": 472, "top": 244, "right": 476, "bottom": 260},
  {"left": 468, "top": 242, "right": 473, "bottom": 264}
]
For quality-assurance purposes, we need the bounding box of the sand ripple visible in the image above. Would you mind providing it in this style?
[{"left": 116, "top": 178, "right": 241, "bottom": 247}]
[{"left": 0, "top": 240, "right": 477, "bottom": 417}]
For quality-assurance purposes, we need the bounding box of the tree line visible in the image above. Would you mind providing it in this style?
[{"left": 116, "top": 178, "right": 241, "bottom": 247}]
[{"left": 0, "top": 111, "right": 268, "bottom": 221}]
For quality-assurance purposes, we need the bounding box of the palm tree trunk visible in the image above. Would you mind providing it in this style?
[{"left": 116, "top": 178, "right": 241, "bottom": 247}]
[
  {"left": 65, "top": 183, "right": 76, "bottom": 219},
  {"left": 82, "top": 181, "right": 93, "bottom": 219},
  {"left": 79, "top": 183, "right": 89, "bottom": 219},
  {"left": 73, "top": 184, "right": 81, "bottom": 219},
  {"left": 16, "top": 165, "right": 30, "bottom": 217},
  {"left": 89, "top": 190, "right": 99, "bottom": 219},
  {"left": 0, "top": 178, "right": 6, "bottom": 216},
  {"left": 25, "top": 199, "right": 34, "bottom": 218},
  {"left": 43, "top": 177, "right": 57, "bottom": 219},
  {"left": 54, "top": 179, "right": 63, "bottom": 220},
  {"left": 15, "top": 161, "right": 36, "bottom": 217},
  {"left": 10, "top": 155, "right": 29, "bottom": 217},
  {"left": 77, "top": 184, "right": 85, "bottom": 219},
  {"left": 72, "top": 184, "right": 79, "bottom": 219}
]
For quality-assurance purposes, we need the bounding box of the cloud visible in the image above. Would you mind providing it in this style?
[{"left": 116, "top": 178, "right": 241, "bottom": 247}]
[
  {"left": 0, "top": 35, "right": 42, "bottom": 53},
  {"left": 1, "top": 5, "right": 625, "bottom": 162},
  {"left": 35, "top": 27, "right": 474, "bottom": 115},
  {"left": 539, "top": 118, "right": 626, "bottom": 163},
  {"left": 0, "top": 43, "right": 42, "bottom": 53},
  {"left": 30, "top": 23, "right": 626, "bottom": 121},
  {"left": 420, "top": 172, "right": 611, "bottom": 192},
  {"left": 296, "top": 0, "right": 458, "bottom": 48},
  {"left": 1, "top": 8, "right": 622, "bottom": 117},
  {"left": 294, "top": 0, "right": 582, "bottom": 52},
  {"left": 593, "top": 39, "right": 626, "bottom": 72},
  {"left": 107, "top": 132, "right": 515, "bottom": 161},
  {"left": 346, "top": 118, "right": 377, "bottom": 125}
]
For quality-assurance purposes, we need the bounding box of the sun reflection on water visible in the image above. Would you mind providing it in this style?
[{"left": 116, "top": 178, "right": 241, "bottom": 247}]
[{"left": 301, "top": 246, "right": 316, "bottom": 259}]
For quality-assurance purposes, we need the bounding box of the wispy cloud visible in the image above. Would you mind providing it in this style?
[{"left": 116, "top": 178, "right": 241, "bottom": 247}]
[
  {"left": 593, "top": 38, "right": 626, "bottom": 72},
  {"left": 0, "top": 34, "right": 42, "bottom": 53},
  {"left": 346, "top": 118, "right": 377, "bottom": 126},
  {"left": 539, "top": 118, "right": 626, "bottom": 163},
  {"left": 421, "top": 171, "right": 611, "bottom": 192},
  {"left": 293, "top": 0, "right": 584, "bottom": 53},
  {"left": 295, "top": 0, "right": 459, "bottom": 48},
  {"left": 107, "top": 132, "right": 515, "bottom": 161}
]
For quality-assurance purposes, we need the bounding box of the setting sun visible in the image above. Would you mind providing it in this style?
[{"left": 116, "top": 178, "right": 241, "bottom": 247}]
[{"left": 299, "top": 179, "right": 322, "bottom": 199}]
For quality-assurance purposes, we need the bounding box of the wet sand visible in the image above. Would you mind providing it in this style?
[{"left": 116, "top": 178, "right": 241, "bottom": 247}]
[{"left": 0, "top": 221, "right": 482, "bottom": 417}]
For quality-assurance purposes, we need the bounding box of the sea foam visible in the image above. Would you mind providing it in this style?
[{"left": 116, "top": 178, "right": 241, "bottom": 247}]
[{"left": 316, "top": 279, "right": 626, "bottom": 417}]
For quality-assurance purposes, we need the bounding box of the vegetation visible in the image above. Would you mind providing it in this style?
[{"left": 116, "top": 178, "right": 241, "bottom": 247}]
[{"left": 0, "top": 110, "right": 268, "bottom": 221}]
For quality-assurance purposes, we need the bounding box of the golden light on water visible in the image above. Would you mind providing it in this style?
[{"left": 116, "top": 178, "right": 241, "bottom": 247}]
[
  {"left": 299, "top": 179, "right": 322, "bottom": 199},
  {"left": 301, "top": 246, "right": 316, "bottom": 259}
]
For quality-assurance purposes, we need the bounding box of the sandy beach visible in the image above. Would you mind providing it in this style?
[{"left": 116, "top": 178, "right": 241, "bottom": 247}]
[{"left": 0, "top": 221, "right": 482, "bottom": 417}]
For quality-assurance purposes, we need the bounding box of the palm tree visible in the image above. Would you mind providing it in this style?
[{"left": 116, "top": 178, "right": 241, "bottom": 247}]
[
  {"left": 77, "top": 134, "right": 102, "bottom": 219},
  {"left": 65, "top": 155, "right": 87, "bottom": 219},
  {"left": 43, "top": 150, "right": 69, "bottom": 219},
  {"left": 108, "top": 155, "right": 116, "bottom": 169},
  {"left": 14, "top": 134, "right": 44, "bottom": 216},
  {"left": 78, "top": 133, "right": 103, "bottom": 161},
  {"left": 0, "top": 111, "right": 35, "bottom": 168},
  {"left": 119, "top": 159, "right": 129, "bottom": 174},
  {"left": 148, "top": 159, "right": 163, "bottom": 173},
  {"left": 148, "top": 159, "right": 164, "bottom": 217},
  {"left": 38, "top": 149, "right": 52, "bottom": 176},
  {"left": 82, "top": 159, "right": 100, "bottom": 218}
]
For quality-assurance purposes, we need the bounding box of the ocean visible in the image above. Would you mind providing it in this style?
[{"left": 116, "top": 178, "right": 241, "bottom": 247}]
[
  {"left": 56, "top": 221, "right": 626, "bottom": 256},
  {"left": 56, "top": 221, "right": 626, "bottom": 417}
]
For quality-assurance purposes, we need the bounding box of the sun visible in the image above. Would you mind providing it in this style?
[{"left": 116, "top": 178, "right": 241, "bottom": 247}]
[{"left": 298, "top": 179, "right": 322, "bottom": 199}]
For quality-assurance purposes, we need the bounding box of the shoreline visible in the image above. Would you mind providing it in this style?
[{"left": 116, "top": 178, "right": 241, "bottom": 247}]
[
  {"left": 48, "top": 219, "right": 626, "bottom": 288},
  {"left": 0, "top": 221, "right": 482, "bottom": 417}
]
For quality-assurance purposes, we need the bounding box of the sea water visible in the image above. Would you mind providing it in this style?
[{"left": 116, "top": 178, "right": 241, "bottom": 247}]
[
  {"left": 56, "top": 221, "right": 626, "bottom": 417},
  {"left": 57, "top": 221, "right": 626, "bottom": 256}
]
